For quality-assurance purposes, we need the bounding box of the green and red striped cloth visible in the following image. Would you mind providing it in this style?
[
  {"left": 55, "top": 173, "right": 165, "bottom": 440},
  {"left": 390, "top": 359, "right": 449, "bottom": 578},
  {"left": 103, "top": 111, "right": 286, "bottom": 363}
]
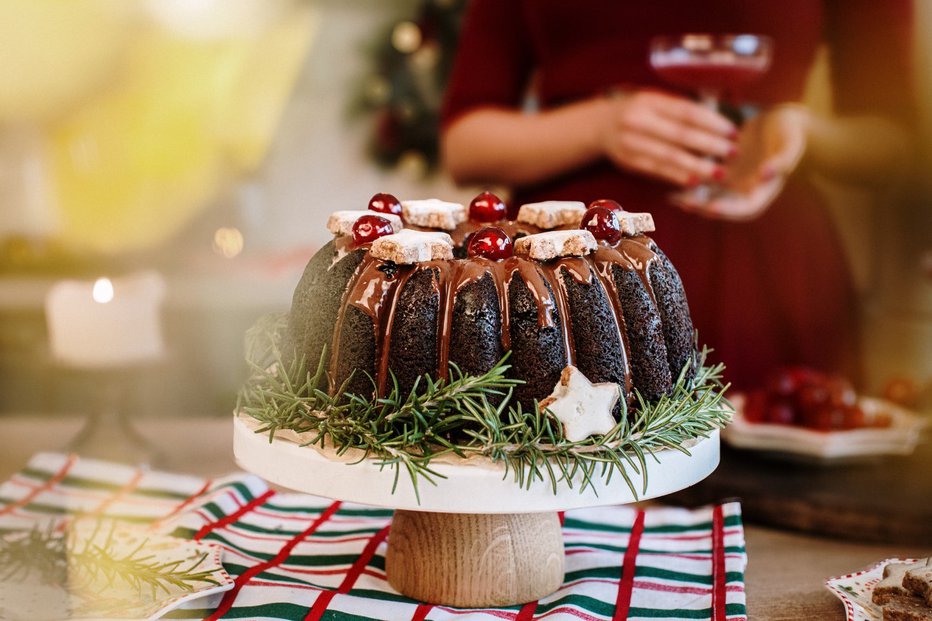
[{"left": 0, "top": 453, "right": 748, "bottom": 620}]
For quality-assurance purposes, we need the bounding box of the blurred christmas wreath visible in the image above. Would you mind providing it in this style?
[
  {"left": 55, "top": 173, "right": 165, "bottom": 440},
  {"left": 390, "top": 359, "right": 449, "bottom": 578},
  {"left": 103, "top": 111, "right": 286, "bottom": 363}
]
[{"left": 350, "top": 0, "right": 466, "bottom": 178}]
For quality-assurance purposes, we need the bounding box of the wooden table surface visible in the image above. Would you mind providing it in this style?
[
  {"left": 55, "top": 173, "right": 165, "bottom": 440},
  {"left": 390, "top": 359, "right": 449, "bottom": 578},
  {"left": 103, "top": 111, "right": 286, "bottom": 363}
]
[{"left": 1, "top": 414, "right": 928, "bottom": 621}]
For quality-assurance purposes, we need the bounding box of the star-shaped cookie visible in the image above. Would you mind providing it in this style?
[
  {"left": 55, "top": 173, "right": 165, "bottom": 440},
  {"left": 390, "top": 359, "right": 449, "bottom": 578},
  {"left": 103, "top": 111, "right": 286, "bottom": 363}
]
[{"left": 540, "top": 366, "right": 621, "bottom": 442}]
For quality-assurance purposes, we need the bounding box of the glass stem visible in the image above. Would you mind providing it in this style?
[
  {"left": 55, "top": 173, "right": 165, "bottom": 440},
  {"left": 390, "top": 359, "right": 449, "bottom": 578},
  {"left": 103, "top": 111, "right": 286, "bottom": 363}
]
[
  {"left": 697, "top": 89, "right": 719, "bottom": 111},
  {"left": 695, "top": 88, "right": 721, "bottom": 202}
]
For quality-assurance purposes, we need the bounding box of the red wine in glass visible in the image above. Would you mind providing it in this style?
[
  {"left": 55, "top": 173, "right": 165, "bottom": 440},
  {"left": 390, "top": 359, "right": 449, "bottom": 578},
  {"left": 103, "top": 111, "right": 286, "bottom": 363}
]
[
  {"left": 650, "top": 34, "right": 773, "bottom": 204},
  {"left": 653, "top": 62, "right": 768, "bottom": 97}
]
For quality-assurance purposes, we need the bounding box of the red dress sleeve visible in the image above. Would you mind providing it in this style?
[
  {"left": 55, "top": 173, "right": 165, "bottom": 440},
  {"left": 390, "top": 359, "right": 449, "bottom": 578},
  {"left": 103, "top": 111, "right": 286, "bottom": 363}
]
[
  {"left": 440, "top": 0, "right": 534, "bottom": 127},
  {"left": 823, "top": 0, "right": 916, "bottom": 126}
]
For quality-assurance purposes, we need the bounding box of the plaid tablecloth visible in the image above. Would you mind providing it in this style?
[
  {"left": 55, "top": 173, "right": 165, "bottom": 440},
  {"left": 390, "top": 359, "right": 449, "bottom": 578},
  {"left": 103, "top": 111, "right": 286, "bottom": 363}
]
[{"left": 0, "top": 452, "right": 748, "bottom": 620}]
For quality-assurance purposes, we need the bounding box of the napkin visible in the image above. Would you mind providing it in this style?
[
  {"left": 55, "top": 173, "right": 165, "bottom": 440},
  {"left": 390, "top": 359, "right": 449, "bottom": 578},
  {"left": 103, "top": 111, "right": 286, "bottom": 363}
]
[{"left": 0, "top": 453, "right": 748, "bottom": 620}]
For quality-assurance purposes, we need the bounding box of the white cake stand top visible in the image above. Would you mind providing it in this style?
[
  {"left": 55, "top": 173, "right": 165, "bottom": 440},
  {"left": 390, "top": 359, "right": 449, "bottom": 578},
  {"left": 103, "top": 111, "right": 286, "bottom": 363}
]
[{"left": 233, "top": 413, "right": 720, "bottom": 514}]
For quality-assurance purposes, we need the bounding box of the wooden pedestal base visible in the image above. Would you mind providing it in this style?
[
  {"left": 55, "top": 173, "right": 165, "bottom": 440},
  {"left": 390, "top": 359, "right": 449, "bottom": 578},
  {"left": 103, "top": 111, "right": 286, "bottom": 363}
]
[{"left": 386, "top": 510, "right": 565, "bottom": 607}]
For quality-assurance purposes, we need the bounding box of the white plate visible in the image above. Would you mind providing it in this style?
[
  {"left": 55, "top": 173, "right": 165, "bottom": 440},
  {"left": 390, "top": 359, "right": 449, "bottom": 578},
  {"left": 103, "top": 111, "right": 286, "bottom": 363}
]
[
  {"left": 722, "top": 395, "right": 925, "bottom": 461},
  {"left": 234, "top": 413, "right": 721, "bottom": 513},
  {"left": 0, "top": 527, "right": 234, "bottom": 621},
  {"left": 826, "top": 557, "right": 921, "bottom": 621}
]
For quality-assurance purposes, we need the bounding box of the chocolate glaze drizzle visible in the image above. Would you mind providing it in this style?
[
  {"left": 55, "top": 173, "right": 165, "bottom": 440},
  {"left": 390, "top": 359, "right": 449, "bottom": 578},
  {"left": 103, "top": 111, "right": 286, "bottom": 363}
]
[{"left": 325, "top": 227, "right": 662, "bottom": 402}]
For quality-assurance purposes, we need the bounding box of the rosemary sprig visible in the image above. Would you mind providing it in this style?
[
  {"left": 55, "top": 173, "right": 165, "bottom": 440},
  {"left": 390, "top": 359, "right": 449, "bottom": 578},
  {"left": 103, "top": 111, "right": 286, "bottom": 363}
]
[
  {"left": 69, "top": 522, "right": 220, "bottom": 599},
  {"left": 0, "top": 521, "right": 220, "bottom": 604},
  {"left": 238, "top": 313, "right": 732, "bottom": 499},
  {"left": 0, "top": 523, "right": 68, "bottom": 586}
]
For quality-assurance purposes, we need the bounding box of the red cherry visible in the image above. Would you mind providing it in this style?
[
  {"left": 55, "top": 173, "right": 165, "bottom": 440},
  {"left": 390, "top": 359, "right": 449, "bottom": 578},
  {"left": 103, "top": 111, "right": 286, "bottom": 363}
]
[
  {"left": 368, "top": 193, "right": 402, "bottom": 216},
  {"left": 872, "top": 411, "right": 894, "bottom": 429},
  {"left": 882, "top": 377, "right": 920, "bottom": 408},
  {"left": 806, "top": 405, "right": 849, "bottom": 431},
  {"left": 789, "top": 367, "right": 821, "bottom": 387},
  {"left": 882, "top": 376, "right": 919, "bottom": 408},
  {"left": 826, "top": 375, "right": 857, "bottom": 408},
  {"left": 766, "top": 367, "right": 803, "bottom": 397},
  {"left": 589, "top": 198, "right": 623, "bottom": 213},
  {"left": 352, "top": 215, "right": 394, "bottom": 245},
  {"left": 841, "top": 405, "right": 866, "bottom": 430},
  {"left": 580, "top": 206, "right": 622, "bottom": 244},
  {"left": 743, "top": 391, "right": 767, "bottom": 423},
  {"left": 467, "top": 227, "right": 513, "bottom": 260},
  {"left": 469, "top": 191, "right": 507, "bottom": 223},
  {"left": 797, "top": 383, "right": 829, "bottom": 415},
  {"left": 764, "top": 399, "right": 797, "bottom": 426}
]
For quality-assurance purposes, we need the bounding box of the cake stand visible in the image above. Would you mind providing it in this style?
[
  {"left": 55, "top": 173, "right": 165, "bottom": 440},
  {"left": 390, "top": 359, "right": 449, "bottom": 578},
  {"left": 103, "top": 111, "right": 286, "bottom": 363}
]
[{"left": 233, "top": 414, "right": 720, "bottom": 607}]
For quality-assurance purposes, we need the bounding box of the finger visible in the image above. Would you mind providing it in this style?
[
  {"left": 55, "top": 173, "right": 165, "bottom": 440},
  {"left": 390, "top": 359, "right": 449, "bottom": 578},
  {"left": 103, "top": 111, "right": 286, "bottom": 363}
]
[
  {"left": 636, "top": 111, "right": 738, "bottom": 159},
  {"left": 754, "top": 115, "right": 806, "bottom": 180},
  {"left": 759, "top": 141, "right": 805, "bottom": 181},
  {"left": 622, "top": 148, "right": 694, "bottom": 185},
  {"left": 757, "top": 153, "right": 793, "bottom": 182},
  {"left": 705, "top": 177, "right": 785, "bottom": 221},
  {"left": 672, "top": 191, "right": 711, "bottom": 212},
  {"left": 648, "top": 92, "right": 737, "bottom": 136},
  {"left": 673, "top": 201, "right": 707, "bottom": 217},
  {"left": 616, "top": 131, "right": 722, "bottom": 183}
]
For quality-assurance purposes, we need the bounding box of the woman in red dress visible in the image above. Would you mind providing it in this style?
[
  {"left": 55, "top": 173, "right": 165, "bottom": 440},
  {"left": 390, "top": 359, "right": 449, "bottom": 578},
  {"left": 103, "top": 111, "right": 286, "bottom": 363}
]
[{"left": 440, "top": 0, "right": 915, "bottom": 390}]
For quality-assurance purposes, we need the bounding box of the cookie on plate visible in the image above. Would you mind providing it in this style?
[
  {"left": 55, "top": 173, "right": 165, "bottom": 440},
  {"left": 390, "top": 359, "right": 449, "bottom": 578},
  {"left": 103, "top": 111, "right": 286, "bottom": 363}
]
[
  {"left": 881, "top": 594, "right": 932, "bottom": 621},
  {"left": 904, "top": 560, "right": 932, "bottom": 607},
  {"left": 876, "top": 562, "right": 928, "bottom": 605}
]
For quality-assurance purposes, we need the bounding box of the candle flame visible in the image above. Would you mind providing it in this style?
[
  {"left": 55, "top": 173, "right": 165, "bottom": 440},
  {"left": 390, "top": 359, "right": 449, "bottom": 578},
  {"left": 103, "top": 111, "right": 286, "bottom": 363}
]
[
  {"left": 213, "top": 227, "right": 244, "bottom": 259},
  {"left": 92, "top": 277, "right": 114, "bottom": 304}
]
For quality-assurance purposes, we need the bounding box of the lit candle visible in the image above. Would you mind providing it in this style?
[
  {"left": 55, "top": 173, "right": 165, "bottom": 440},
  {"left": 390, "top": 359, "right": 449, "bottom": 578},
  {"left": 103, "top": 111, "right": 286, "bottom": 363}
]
[{"left": 45, "top": 271, "right": 167, "bottom": 368}]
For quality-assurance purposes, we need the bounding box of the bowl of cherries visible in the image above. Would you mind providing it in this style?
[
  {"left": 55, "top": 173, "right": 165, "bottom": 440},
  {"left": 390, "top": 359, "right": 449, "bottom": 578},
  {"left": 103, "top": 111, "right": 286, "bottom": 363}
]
[{"left": 723, "top": 367, "right": 925, "bottom": 461}]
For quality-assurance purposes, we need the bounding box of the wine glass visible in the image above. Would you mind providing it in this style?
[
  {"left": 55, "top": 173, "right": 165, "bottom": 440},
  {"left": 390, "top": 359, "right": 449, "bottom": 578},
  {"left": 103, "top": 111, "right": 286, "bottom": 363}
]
[{"left": 649, "top": 34, "right": 773, "bottom": 205}]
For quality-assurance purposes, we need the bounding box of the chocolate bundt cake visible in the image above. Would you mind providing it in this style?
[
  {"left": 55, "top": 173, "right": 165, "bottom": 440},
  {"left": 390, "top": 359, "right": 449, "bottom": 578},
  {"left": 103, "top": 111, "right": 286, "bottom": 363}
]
[{"left": 287, "top": 194, "right": 696, "bottom": 413}]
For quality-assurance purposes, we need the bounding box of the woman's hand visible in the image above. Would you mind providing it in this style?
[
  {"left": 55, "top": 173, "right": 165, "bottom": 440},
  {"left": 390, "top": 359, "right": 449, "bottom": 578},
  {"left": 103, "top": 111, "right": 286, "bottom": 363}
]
[
  {"left": 601, "top": 89, "right": 739, "bottom": 187},
  {"left": 678, "top": 104, "right": 810, "bottom": 221}
]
